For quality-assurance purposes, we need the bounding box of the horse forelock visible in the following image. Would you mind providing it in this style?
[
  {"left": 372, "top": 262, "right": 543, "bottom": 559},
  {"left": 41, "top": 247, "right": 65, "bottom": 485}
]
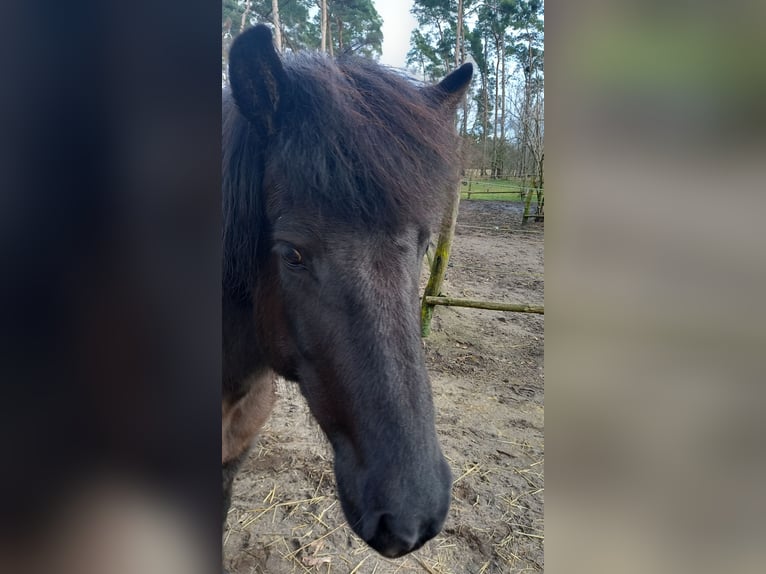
[{"left": 271, "top": 53, "right": 462, "bottom": 229}]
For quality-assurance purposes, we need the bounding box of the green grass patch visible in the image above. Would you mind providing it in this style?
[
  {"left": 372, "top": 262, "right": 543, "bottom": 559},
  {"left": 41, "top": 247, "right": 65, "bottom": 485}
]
[
  {"left": 459, "top": 179, "right": 541, "bottom": 203},
  {"left": 460, "top": 192, "right": 524, "bottom": 202}
]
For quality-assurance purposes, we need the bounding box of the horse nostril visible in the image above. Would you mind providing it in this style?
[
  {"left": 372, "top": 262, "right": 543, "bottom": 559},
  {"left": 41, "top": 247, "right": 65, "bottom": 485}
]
[{"left": 366, "top": 513, "right": 423, "bottom": 559}]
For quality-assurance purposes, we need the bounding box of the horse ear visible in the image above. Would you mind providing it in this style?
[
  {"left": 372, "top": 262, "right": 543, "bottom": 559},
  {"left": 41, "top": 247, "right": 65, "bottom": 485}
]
[
  {"left": 228, "top": 24, "right": 288, "bottom": 132},
  {"left": 423, "top": 62, "right": 474, "bottom": 109}
]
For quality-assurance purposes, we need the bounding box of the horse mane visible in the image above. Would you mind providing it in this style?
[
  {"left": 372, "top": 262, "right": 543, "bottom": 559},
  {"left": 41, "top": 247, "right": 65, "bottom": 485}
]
[
  {"left": 223, "top": 92, "right": 266, "bottom": 300},
  {"left": 223, "top": 51, "right": 464, "bottom": 299}
]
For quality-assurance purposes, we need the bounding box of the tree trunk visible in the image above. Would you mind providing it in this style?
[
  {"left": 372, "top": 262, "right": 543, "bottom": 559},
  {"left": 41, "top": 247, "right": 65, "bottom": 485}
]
[
  {"left": 492, "top": 37, "right": 500, "bottom": 178},
  {"left": 456, "top": 0, "right": 463, "bottom": 67},
  {"left": 482, "top": 82, "right": 489, "bottom": 176},
  {"left": 456, "top": 0, "right": 467, "bottom": 136},
  {"left": 481, "top": 33, "right": 489, "bottom": 177},
  {"left": 320, "top": 0, "right": 327, "bottom": 52},
  {"left": 521, "top": 30, "right": 533, "bottom": 175},
  {"left": 536, "top": 153, "right": 544, "bottom": 221},
  {"left": 222, "top": 19, "right": 233, "bottom": 84},
  {"left": 272, "top": 0, "right": 282, "bottom": 52},
  {"left": 240, "top": 0, "right": 252, "bottom": 34},
  {"left": 499, "top": 33, "right": 506, "bottom": 177},
  {"left": 336, "top": 17, "right": 343, "bottom": 52}
]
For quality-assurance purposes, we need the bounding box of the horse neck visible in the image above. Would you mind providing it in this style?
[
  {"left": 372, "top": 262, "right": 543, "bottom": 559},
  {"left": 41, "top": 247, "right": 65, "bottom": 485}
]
[{"left": 223, "top": 293, "right": 270, "bottom": 398}]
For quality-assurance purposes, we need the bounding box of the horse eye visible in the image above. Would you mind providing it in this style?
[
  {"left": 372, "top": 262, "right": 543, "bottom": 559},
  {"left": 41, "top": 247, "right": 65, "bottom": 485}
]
[
  {"left": 288, "top": 248, "right": 302, "bottom": 265},
  {"left": 280, "top": 245, "right": 303, "bottom": 267}
]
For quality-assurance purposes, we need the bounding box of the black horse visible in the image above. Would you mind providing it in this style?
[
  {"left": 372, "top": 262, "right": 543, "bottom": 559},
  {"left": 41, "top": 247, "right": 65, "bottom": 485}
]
[{"left": 222, "top": 24, "right": 472, "bottom": 560}]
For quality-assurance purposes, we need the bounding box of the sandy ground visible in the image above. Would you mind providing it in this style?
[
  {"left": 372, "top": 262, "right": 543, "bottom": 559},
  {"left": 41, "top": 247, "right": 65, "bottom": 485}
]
[{"left": 224, "top": 200, "right": 544, "bottom": 573}]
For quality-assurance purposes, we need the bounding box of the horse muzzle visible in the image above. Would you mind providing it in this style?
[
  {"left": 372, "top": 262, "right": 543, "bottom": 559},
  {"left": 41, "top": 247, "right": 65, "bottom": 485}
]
[{"left": 334, "top": 447, "right": 453, "bottom": 558}]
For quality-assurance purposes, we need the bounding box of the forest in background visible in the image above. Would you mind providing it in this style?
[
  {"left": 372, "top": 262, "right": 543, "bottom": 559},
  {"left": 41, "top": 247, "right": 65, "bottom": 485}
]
[{"left": 223, "top": 1, "right": 543, "bottom": 180}]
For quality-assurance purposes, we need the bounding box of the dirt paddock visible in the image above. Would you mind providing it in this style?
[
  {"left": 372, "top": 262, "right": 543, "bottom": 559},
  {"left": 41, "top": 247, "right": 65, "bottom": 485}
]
[{"left": 224, "top": 200, "right": 544, "bottom": 573}]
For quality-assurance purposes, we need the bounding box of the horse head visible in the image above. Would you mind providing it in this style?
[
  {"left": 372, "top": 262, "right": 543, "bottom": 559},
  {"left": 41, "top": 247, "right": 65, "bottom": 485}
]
[{"left": 225, "top": 24, "right": 472, "bottom": 558}]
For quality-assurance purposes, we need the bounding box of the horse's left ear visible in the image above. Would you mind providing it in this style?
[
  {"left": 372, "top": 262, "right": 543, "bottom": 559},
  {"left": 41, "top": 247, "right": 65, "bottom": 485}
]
[
  {"left": 228, "top": 24, "right": 288, "bottom": 133},
  {"left": 423, "top": 62, "right": 474, "bottom": 110}
]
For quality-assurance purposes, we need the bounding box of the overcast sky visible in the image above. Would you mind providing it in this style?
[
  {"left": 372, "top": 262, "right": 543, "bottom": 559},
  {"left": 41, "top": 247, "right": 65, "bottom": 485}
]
[{"left": 373, "top": 0, "right": 417, "bottom": 70}]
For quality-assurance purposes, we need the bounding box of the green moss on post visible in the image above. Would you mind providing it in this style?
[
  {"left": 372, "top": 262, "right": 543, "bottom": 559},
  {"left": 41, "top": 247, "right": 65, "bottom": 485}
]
[
  {"left": 421, "top": 185, "right": 461, "bottom": 337},
  {"left": 522, "top": 185, "right": 534, "bottom": 225}
]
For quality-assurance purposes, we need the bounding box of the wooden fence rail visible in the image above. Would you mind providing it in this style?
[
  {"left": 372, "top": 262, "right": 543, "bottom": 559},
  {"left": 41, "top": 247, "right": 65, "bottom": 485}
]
[{"left": 424, "top": 296, "right": 544, "bottom": 314}]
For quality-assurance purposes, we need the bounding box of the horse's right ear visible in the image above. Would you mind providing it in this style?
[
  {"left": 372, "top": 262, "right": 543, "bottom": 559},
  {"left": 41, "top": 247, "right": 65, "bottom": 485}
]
[{"left": 228, "top": 24, "right": 288, "bottom": 133}]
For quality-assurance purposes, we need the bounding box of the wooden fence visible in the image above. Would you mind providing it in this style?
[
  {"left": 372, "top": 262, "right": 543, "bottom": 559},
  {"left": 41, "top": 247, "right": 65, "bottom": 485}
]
[
  {"left": 461, "top": 178, "right": 544, "bottom": 224},
  {"left": 420, "top": 180, "right": 545, "bottom": 336}
]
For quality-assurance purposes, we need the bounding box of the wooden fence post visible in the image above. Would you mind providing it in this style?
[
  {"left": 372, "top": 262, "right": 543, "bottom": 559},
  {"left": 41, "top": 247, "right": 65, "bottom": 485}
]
[
  {"left": 522, "top": 184, "right": 534, "bottom": 225},
  {"left": 421, "top": 184, "right": 461, "bottom": 337}
]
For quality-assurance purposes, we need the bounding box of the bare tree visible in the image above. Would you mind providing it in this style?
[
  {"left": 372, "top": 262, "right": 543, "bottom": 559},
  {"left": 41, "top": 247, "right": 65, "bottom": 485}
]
[
  {"left": 507, "top": 78, "right": 543, "bottom": 180},
  {"left": 530, "top": 93, "right": 544, "bottom": 185}
]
